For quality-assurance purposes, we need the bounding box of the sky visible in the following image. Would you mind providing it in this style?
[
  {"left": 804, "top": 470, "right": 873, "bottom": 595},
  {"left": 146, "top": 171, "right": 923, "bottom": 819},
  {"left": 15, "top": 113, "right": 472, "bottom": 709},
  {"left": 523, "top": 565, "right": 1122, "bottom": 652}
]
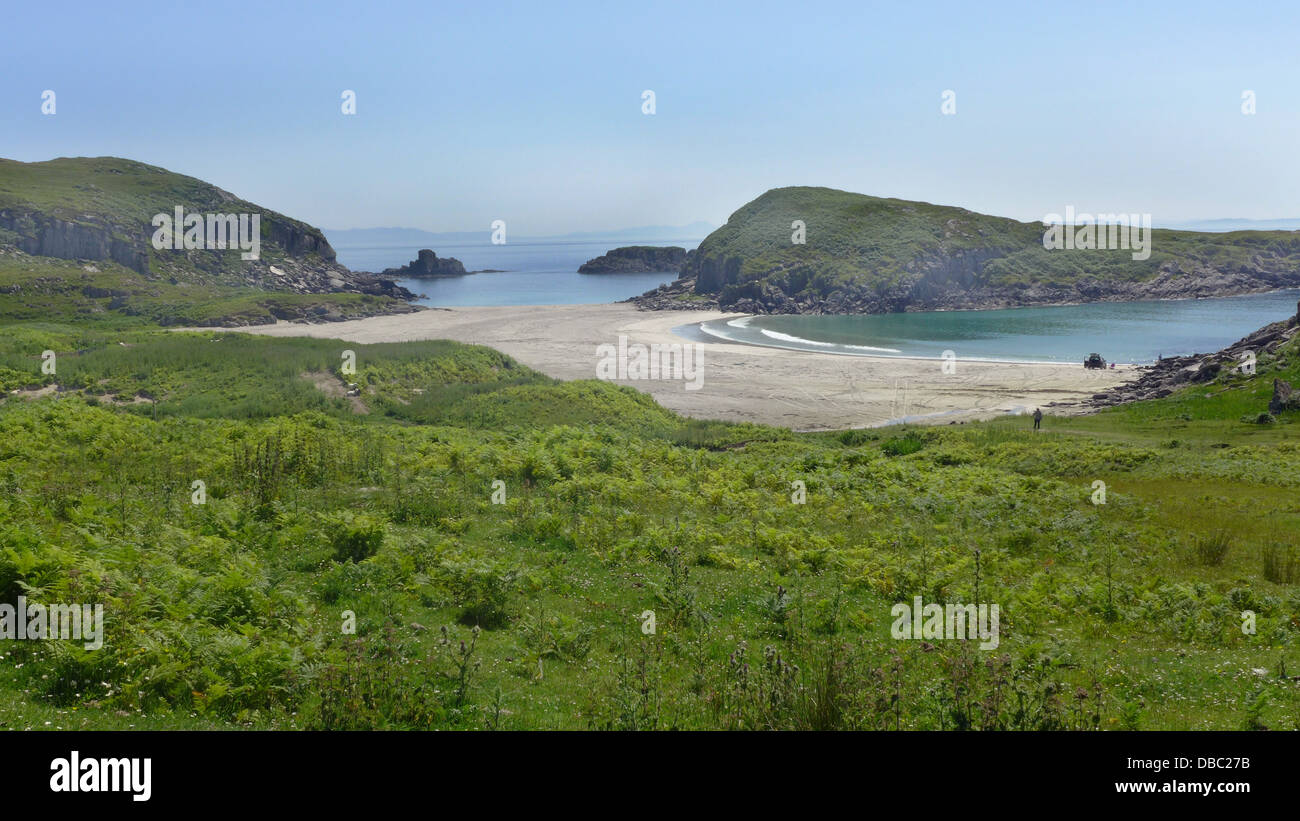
[{"left": 4, "top": 0, "right": 1298, "bottom": 235}]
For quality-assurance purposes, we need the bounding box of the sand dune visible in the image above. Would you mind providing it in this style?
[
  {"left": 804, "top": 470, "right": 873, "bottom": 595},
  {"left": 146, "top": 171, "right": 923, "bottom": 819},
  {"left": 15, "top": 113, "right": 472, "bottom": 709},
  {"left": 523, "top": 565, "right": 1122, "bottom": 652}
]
[{"left": 227, "top": 304, "right": 1135, "bottom": 431}]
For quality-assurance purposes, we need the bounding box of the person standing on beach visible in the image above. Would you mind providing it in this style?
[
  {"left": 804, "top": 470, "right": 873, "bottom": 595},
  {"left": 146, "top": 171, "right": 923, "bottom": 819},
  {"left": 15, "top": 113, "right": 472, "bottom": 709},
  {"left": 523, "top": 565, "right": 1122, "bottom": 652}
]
[{"left": 1032, "top": 407, "right": 1042, "bottom": 431}]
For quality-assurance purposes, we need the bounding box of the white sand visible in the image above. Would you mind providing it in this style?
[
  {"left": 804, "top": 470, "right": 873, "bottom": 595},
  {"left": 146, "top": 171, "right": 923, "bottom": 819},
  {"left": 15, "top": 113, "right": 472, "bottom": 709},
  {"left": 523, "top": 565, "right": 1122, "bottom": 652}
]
[{"left": 225, "top": 304, "right": 1135, "bottom": 431}]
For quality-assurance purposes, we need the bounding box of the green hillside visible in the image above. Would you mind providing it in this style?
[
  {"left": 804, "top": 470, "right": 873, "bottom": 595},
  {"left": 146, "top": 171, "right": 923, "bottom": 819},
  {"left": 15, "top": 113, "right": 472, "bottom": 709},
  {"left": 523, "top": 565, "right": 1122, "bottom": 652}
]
[
  {"left": 1, "top": 320, "right": 1297, "bottom": 730},
  {"left": 0, "top": 157, "right": 415, "bottom": 325},
  {"left": 674, "top": 187, "right": 1300, "bottom": 313}
]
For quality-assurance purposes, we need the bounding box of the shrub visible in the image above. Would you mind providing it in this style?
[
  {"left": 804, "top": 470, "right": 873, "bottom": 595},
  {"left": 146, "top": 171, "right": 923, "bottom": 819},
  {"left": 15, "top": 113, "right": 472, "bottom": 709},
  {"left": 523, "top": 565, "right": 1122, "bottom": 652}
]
[
  {"left": 325, "top": 512, "right": 386, "bottom": 563},
  {"left": 1193, "top": 532, "right": 1233, "bottom": 567},
  {"left": 438, "top": 558, "right": 517, "bottom": 629},
  {"left": 837, "top": 429, "right": 873, "bottom": 446},
  {"left": 1262, "top": 543, "right": 1299, "bottom": 584},
  {"left": 881, "top": 432, "right": 925, "bottom": 457}
]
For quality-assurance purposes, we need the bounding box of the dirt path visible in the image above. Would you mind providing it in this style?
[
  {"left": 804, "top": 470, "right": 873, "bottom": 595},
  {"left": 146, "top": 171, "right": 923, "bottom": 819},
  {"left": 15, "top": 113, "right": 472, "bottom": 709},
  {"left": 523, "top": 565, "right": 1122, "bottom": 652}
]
[{"left": 301, "top": 371, "right": 369, "bottom": 414}]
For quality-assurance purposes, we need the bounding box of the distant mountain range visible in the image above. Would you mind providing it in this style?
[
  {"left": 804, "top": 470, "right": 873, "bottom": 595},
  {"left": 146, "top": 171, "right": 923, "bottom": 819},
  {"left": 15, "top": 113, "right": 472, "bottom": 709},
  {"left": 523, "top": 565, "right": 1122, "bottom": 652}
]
[
  {"left": 324, "top": 220, "right": 1299, "bottom": 251},
  {"left": 1161, "top": 218, "right": 1300, "bottom": 232},
  {"left": 324, "top": 222, "right": 716, "bottom": 248}
]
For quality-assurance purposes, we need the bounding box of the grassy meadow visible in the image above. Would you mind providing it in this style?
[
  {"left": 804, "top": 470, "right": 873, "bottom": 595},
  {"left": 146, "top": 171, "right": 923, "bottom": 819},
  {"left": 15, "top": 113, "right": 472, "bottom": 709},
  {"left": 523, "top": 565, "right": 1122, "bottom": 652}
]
[{"left": 0, "top": 321, "right": 1297, "bottom": 730}]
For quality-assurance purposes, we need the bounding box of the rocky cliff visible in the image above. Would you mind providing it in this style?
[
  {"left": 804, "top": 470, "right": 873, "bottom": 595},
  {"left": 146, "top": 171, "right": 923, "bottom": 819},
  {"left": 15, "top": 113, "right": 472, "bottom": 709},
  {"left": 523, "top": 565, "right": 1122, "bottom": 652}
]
[{"left": 0, "top": 210, "right": 149, "bottom": 273}]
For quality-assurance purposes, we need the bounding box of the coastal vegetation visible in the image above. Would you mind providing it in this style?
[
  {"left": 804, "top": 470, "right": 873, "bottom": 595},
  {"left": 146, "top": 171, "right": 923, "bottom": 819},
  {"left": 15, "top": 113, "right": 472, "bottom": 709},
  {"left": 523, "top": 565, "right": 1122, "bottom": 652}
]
[
  {"left": 2, "top": 320, "right": 1297, "bottom": 730},
  {"left": 1, "top": 159, "right": 1296, "bottom": 731}
]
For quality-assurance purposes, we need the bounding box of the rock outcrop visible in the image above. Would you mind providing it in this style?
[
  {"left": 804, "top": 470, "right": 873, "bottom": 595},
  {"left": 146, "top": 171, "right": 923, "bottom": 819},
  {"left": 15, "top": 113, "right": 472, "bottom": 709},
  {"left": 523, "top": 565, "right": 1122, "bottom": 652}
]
[
  {"left": 0, "top": 210, "right": 149, "bottom": 274},
  {"left": 680, "top": 253, "right": 1300, "bottom": 316},
  {"left": 579, "top": 246, "right": 687, "bottom": 274},
  {"left": 382, "top": 249, "right": 467, "bottom": 278},
  {"left": 620, "top": 275, "right": 718, "bottom": 311},
  {"left": 1270, "top": 378, "right": 1299, "bottom": 415}
]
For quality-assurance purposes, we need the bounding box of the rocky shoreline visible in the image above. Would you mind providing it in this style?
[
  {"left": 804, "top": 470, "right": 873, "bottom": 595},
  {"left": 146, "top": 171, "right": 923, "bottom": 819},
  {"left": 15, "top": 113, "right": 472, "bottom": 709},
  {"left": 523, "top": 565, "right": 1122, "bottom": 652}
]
[
  {"left": 631, "top": 269, "right": 1300, "bottom": 316},
  {"left": 1065, "top": 301, "right": 1300, "bottom": 413},
  {"left": 621, "top": 275, "right": 718, "bottom": 310}
]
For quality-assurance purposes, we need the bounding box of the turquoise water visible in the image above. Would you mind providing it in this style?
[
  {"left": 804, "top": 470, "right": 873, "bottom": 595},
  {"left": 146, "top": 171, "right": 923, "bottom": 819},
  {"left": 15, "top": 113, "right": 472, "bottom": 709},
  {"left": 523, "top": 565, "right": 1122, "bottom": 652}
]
[
  {"left": 333, "top": 238, "right": 698, "bottom": 306},
  {"left": 688, "top": 290, "right": 1300, "bottom": 365}
]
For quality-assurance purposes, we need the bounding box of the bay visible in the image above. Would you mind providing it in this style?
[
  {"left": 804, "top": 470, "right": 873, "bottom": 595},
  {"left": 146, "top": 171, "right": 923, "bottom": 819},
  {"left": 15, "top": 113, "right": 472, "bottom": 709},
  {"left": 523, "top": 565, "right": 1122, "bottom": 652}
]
[{"left": 689, "top": 291, "right": 1300, "bottom": 365}]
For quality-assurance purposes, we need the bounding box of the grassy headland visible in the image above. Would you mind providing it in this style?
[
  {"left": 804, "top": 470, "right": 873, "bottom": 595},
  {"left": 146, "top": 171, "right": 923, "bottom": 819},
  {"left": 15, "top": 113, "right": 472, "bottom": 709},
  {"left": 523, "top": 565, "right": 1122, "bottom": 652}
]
[
  {"left": 663, "top": 186, "right": 1300, "bottom": 314},
  {"left": 0, "top": 157, "right": 416, "bottom": 326}
]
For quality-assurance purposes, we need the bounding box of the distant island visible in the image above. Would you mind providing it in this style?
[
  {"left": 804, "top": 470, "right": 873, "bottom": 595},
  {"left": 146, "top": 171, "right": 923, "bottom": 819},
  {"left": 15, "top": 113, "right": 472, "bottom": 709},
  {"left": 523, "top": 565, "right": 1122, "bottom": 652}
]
[
  {"left": 578, "top": 245, "right": 687, "bottom": 274},
  {"left": 632, "top": 186, "right": 1300, "bottom": 314},
  {"left": 381, "top": 249, "right": 468, "bottom": 278}
]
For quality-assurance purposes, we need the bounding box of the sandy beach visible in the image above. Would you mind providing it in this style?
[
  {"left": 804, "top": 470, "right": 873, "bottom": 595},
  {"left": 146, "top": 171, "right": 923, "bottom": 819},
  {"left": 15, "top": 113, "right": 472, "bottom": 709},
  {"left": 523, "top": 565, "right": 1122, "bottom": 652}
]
[{"left": 228, "top": 304, "right": 1136, "bottom": 431}]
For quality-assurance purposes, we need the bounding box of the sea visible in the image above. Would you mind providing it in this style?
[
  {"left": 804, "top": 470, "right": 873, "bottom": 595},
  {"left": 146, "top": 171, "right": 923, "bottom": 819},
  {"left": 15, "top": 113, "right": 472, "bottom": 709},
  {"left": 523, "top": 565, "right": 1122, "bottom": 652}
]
[
  {"left": 331, "top": 237, "right": 1298, "bottom": 365},
  {"left": 332, "top": 237, "right": 698, "bottom": 307},
  {"left": 683, "top": 290, "right": 1300, "bottom": 365}
]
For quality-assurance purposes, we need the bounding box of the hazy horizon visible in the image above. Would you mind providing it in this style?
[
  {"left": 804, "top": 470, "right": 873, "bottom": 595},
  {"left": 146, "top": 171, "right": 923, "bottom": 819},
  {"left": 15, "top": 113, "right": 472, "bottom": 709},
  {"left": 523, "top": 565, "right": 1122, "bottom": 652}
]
[
  {"left": 320, "top": 216, "right": 1300, "bottom": 239},
  {"left": 7, "top": 0, "right": 1300, "bottom": 235}
]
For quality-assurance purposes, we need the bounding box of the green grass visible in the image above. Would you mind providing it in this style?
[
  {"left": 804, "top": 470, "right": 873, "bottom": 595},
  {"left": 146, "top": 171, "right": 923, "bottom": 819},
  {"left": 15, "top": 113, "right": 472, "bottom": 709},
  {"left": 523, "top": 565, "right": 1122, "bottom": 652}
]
[
  {"left": 0, "top": 322, "right": 1298, "bottom": 730},
  {"left": 0, "top": 251, "right": 411, "bottom": 328},
  {"left": 0, "top": 156, "right": 324, "bottom": 253}
]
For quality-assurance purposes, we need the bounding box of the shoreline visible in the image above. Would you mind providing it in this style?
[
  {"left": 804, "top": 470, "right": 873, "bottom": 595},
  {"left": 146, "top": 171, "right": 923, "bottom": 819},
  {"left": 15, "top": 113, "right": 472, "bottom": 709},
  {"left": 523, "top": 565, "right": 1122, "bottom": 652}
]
[
  {"left": 214, "top": 303, "right": 1137, "bottom": 431},
  {"left": 684, "top": 317, "right": 1122, "bottom": 368}
]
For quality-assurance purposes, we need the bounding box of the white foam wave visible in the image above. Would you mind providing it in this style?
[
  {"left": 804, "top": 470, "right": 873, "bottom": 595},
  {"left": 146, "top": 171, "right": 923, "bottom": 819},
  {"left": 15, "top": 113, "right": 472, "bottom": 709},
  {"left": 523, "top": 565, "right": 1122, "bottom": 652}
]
[
  {"left": 697, "top": 323, "right": 737, "bottom": 342},
  {"left": 759, "top": 328, "right": 900, "bottom": 353}
]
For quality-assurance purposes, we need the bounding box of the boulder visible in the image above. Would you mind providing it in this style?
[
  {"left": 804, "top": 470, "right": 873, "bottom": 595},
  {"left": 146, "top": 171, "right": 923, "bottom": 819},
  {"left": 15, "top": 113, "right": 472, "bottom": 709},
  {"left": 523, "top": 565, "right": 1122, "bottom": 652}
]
[
  {"left": 1269, "top": 378, "right": 1298, "bottom": 415},
  {"left": 1192, "top": 358, "right": 1223, "bottom": 382}
]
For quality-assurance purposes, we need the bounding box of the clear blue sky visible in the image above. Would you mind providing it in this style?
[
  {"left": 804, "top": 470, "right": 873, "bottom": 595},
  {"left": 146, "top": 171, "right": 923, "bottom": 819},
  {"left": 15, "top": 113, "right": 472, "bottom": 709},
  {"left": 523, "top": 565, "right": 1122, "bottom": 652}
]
[{"left": 5, "top": 0, "right": 1298, "bottom": 234}]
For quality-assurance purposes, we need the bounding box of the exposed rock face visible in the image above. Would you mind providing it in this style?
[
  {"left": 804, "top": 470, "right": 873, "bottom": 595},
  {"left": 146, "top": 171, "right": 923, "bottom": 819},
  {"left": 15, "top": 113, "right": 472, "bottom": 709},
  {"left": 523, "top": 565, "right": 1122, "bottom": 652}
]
[
  {"left": 266, "top": 219, "right": 338, "bottom": 261},
  {"left": 0, "top": 210, "right": 149, "bottom": 274},
  {"left": 681, "top": 251, "right": 1300, "bottom": 315},
  {"left": 0, "top": 204, "right": 411, "bottom": 302},
  {"left": 382, "top": 249, "right": 467, "bottom": 278},
  {"left": 1270, "top": 379, "right": 1298, "bottom": 415},
  {"left": 579, "top": 246, "right": 687, "bottom": 274}
]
